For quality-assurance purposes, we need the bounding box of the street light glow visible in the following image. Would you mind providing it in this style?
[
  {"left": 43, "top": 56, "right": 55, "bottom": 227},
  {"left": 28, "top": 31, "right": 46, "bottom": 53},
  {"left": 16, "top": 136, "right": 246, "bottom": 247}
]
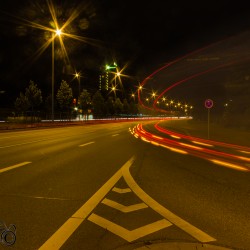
[{"left": 56, "top": 29, "right": 62, "bottom": 36}]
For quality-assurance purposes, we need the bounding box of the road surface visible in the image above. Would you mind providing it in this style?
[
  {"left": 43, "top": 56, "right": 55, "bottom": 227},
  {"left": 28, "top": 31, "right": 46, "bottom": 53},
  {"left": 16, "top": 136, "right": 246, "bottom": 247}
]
[{"left": 0, "top": 120, "right": 249, "bottom": 249}]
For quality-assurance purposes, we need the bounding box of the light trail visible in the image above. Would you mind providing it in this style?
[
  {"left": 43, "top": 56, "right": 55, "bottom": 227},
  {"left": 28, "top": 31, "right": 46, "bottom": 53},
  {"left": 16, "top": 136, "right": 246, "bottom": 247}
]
[
  {"left": 155, "top": 122, "right": 250, "bottom": 152},
  {"left": 132, "top": 123, "right": 249, "bottom": 172}
]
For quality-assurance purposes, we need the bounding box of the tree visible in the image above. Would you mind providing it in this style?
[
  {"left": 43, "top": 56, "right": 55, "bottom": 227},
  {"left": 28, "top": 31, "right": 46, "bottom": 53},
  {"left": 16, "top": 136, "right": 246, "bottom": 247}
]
[
  {"left": 122, "top": 98, "right": 129, "bottom": 115},
  {"left": 56, "top": 80, "right": 73, "bottom": 118},
  {"left": 106, "top": 96, "right": 115, "bottom": 116},
  {"left": 114, "top": 97, "right": 123, "bottom": 115},
  {"left": 79, "top": 89, "right": 91, "bottom": 119},
  {"left": 25, "top": 80, "right": 42, "bottom": 112},
  {"left": 15, "top": 92, "right": 29, "bottom": 114},
  {"left": 92, "top": 90, "right": 106, "bottom": 117}
]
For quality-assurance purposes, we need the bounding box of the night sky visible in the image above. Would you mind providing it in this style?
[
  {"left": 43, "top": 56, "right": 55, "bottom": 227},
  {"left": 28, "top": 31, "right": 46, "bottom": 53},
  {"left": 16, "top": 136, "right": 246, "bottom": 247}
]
[{"left": 1, "top": 0, "right": 250, "bottom": 110}]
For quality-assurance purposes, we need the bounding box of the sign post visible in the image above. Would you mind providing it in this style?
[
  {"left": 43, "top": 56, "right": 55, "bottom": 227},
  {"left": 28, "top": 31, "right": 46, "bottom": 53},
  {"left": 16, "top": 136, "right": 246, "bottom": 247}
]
[{"left": 205, "top": 99, "right": 213, "bottom": 139}]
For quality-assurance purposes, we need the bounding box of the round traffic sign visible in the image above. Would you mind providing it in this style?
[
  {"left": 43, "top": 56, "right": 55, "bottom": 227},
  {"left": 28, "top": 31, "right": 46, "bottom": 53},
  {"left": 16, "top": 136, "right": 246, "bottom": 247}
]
[{"left": 205, "top": 99, "right": 213, "bottom": 109}]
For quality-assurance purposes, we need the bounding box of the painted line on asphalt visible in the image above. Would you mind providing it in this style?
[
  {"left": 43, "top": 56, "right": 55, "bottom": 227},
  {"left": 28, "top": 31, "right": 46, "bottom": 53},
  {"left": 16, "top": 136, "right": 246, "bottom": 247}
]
[
  {"left": 88, "top": 213, "right": 171, "bottom": 242},
  {"left": 112, "top": 134, "right": 120, "bottom": 137},
  {"left": 0, "top": 162, "right": 32, "bottom": 174},
  {"left": 38, "top": 156, "right": 135, "bottom": 250},
  {"left": 122, "top": 165, "right": 216, "bottom": 243},
  {"left": 0, "top": 139, "right": 49, "bottom": 149},
  {"left": 39, "top": 154, "right": 216, "bottom": 248},
  {"left": 79, "top": 141, "right": 95, "bottom": 147},
  {"left": 101, "top": 198, "right": 148, "bottom": 213},
  {"left": 112, "top": 187, "right": 131, "bottom": 193}
]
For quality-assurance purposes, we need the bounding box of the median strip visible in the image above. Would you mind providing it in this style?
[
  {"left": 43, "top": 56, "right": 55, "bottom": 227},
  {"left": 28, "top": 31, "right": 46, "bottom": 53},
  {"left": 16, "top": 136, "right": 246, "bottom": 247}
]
[{"left": 0, "top": 162, "right": 32, "bottom": 174}]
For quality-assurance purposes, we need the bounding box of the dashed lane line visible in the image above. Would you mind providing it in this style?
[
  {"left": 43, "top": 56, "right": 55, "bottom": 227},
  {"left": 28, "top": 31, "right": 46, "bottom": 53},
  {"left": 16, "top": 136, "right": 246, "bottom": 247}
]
[
  {"left": 0, "top": 162, "right": 32, "bottom": 174},
  {"left": 79, "top": 141, "right": 95, "bottom": 147},
  {"left": 0, "top": 139, "right": 49, "bottom": 149},
  {"left": 112, "top": 134, "right": 119, "bottom": 137}
]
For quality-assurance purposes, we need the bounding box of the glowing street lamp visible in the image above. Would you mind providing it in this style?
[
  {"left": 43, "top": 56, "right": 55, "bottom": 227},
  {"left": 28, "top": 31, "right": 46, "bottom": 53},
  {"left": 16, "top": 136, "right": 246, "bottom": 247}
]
[
  {"left": 152, "top": 92, "right": 156, "bottom": 99},
  {"left": 111, "top": 86, "right": 117, "bottom": 98},
  {"left": 75, "top": 72, "right": 81, "bottom": 98}
]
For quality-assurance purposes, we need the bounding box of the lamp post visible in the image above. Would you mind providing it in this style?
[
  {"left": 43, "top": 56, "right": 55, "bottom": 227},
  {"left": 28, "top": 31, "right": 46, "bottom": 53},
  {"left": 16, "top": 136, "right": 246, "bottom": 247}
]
[
  {"left": 51, "top": 29, "right": 61, "bottom": 122},
  {"left": 75, "top": 72, "right": 81, "bottom": 98}
]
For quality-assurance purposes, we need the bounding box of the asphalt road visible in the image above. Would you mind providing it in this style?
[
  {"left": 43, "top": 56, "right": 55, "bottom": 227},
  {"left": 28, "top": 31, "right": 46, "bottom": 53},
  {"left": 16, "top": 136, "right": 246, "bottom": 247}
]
[{"left": 0, "top": 120, "right": 249, "bottom": 250}]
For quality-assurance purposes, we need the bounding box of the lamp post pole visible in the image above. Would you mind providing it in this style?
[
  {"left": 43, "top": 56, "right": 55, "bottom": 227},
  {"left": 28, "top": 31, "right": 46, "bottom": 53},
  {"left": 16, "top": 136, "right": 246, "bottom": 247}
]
[
  {"left": 51, "top": 29, "right": 62, "bottom": 122},
  {"left": 51, "top": 32, "right": 55, "bottom": 122}
]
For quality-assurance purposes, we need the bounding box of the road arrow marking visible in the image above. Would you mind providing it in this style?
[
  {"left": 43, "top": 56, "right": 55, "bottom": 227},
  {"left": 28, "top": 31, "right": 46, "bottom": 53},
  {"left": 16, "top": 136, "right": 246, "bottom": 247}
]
[
  {"left": 101, "top": 198, "right": 148, "bottom": 213},
  {"left": 88, "top": 213, "right": 171, "bottom": 242}
]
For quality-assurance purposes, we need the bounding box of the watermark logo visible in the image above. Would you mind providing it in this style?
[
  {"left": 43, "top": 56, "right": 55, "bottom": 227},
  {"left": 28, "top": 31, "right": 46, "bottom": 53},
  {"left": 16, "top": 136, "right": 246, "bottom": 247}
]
[{"left": 0, "top": 221, "right": 16, "bottom": 246}]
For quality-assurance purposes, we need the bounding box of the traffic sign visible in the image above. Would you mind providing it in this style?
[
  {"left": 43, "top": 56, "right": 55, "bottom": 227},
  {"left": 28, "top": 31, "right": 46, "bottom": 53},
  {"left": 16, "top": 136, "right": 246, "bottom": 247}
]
[{"left": 205, "top": 99, "right": 213, "bottom": 109}]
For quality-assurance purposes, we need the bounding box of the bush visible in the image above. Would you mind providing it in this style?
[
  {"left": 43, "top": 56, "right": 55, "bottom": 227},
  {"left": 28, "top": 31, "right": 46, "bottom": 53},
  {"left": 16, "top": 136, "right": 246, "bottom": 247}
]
[{"left": 7, "top": 116, "right": 41, "bottom": 123}]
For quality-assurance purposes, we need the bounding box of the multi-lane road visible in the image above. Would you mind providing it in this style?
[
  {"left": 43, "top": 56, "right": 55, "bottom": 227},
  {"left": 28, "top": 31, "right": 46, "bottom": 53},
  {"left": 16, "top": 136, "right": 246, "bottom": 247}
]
[{"left": 0, "top": 120, "right": 249, "bottom": 250}]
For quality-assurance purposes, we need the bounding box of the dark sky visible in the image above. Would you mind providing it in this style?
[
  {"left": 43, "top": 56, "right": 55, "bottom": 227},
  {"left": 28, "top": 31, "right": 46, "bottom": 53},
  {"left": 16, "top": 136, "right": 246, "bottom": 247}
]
[{"left": 1, "top": 0, "right": 250, "bottom": 107}]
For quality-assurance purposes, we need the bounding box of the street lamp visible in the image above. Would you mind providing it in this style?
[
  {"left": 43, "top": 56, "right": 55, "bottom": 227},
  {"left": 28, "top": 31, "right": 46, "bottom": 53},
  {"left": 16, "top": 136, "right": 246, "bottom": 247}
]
[
  {"left": 75, "top": 72, "right": 81, "bottom": 98},
  {"left": 51, "top": 28, "right": 62, "bottom": 122},
  {"left": 111, "top": 86, "right": 117, "bottom": 98}
]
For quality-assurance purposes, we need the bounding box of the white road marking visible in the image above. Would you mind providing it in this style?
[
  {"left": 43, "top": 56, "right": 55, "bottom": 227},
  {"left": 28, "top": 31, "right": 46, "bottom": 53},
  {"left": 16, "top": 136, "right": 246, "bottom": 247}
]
[
  {"left": 122, "top": 165, "right": 216, "bottom": 243},
  {"left": 101, "top": 198, "right": 148, "bottom": 213},
  {"left": 38, "top": 156, "right": 135, "bottom": 250},
  {"left": 88, "top": 213, "right": 171, "bottom": 242},
  {"left": 112, "top": 187, "right": 131, "bottom": 193},
  {"left": 0, "top": 139, "right": 48, "bottom": 149},
  {"left": 79, "top": 141, "right": 95, "bottom": 147},
  {"left": 112, "top": 134, "right": 119, "bottom": 137},
  {"left": 0, "top": 162, "right": 31, "bottom": 174},
  {"left": 39, "top": 155, "right": 216, "bottom": 248}
]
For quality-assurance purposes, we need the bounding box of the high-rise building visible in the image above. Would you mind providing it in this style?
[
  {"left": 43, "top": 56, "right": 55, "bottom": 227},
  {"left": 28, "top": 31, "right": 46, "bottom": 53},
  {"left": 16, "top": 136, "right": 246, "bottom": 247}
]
[{"left": 99, "top": 62, "right": 118, "bottom": 92}]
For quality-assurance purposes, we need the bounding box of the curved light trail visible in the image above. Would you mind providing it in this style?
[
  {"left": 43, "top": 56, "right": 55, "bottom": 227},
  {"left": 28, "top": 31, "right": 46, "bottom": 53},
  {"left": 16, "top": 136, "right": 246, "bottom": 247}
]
[
  {"left": 152, "top": 61, "right": 235, "bottom": 112},
  {"left": 130, "top": 122, "right": 250, "bottom": 172},
  {"left": 137, "top": 39, "right": 226, "bottom": 110},
  {"left": 138, "top": 33, "right": 250, "bottom": 114}
]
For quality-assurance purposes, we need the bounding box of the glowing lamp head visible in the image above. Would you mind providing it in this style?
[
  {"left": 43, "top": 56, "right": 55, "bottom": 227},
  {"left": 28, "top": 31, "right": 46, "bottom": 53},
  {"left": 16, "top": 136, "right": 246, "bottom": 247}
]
[{"left": 56, "top": 29, "right": 62, "bottom": 36}]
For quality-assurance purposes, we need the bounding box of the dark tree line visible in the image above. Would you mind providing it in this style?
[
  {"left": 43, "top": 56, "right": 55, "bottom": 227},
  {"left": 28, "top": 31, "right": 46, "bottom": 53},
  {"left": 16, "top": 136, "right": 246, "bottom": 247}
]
[{"left": 14, "top": 79, "right": 139, "bottom": 121}]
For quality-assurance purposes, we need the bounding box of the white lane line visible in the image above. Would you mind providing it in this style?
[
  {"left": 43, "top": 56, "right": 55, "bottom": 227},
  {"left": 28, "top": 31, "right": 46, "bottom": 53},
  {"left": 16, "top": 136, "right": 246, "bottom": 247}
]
[
  {"left": 0, "top": 162, "right": 32, "bottom": 174},
  {"left": 38, "top": 156, "right": 135, "bottom": 250},
  {"left": 122, "top": 165, "right": 216, "bottom": 243},
  {"left": 101, "top": 198, "right": 148, "bottom": 213},
  {"left": 88, "top": 214, "right": 171, "bottom": 242},
  {"left": 112, "top": 187, "right": 131, "bottom": 193},
  {"left": 79, "top": 141, "right": 95, "bottom": 147},
  {"left": 0, "top": 139, "right": 48, "bottom": 149},
  {"left": 112, "top": 134, "right": 119, "bottom": 137}
]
